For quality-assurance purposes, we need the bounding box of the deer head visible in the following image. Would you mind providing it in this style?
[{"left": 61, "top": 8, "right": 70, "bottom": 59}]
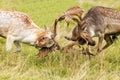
[
  {"left": 35, "top": 25, "right": 55, "bottom": 48},
  {"left": 74, "top": 19, "right": 96, "bottom": 46}
]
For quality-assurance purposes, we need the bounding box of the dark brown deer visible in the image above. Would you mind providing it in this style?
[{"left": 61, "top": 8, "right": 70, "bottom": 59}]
[
  {"left": 65, "top": 6, "right": 119, "bottom": 56},
  {"left": 57, "top": 6, "right": 84, "bottom": 27}
]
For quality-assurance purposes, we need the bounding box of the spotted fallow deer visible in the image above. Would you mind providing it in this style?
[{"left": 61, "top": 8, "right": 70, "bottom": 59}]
[
  {"left": 0, "top": 11, "right": 55, "bottom": 53},
  {"left": 57, "top": 6, "right": 84, "bottom": 27},
  {"left": 65, "top": 6, "right": 120, "bottom": 56}
]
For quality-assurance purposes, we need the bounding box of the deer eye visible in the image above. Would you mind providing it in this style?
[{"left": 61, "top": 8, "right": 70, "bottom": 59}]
[{"left": 42, "top": 37, "right": 47, "bottom": 40}]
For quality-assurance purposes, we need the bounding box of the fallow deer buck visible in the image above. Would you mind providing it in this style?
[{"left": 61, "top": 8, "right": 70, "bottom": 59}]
[
  {"left": 0, "top": 11, "right": 56, "bottom": 53},
  {"left": 57, "top": 6, "right": 83, "bottom": 27},
  {"left": 65, "top": 6, "right": 120, "bottom": 56}
]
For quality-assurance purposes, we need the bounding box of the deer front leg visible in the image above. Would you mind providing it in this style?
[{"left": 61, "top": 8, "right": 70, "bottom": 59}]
[
  {"left": 6, "top": 35, "right": 14, "bottom": 52},
  {"left": 97, "top": 33, "right": 104, "bottom": 68},
  {"left": 97, "top": 33, "right": 104, "bottom": 54}
]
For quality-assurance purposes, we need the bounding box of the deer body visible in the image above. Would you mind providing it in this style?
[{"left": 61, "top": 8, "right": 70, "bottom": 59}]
[
  {"left": 77, "top": 6, "right": 120, "bottom": 54},
  {"left": 84, "top": 6, "right": 120, "bottom": 36},
  {"left": 0, "top": 11, "right": 54, "bottom": 52}
]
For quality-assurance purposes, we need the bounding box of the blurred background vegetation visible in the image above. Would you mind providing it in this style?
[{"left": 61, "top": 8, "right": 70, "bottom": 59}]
[{"left": 0, "top": 0, "right": 120, "bottom": 80}]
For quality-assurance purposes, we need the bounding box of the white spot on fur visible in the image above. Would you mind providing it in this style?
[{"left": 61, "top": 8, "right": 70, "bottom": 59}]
[{"left": 89, "top": 27, "right": 95, "bottom": 37}]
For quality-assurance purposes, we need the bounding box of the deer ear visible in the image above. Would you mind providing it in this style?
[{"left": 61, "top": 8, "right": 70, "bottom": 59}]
[{"left": 44, "top": 25, "right": 49, "bottom": 32}]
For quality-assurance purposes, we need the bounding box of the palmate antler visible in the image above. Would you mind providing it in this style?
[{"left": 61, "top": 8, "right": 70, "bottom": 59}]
[
  {"left": 53, "top": 19, "right": 58, "bottom": 39},
  {"left": 52, "top": 19, "right": 61, "bottom": 49},
  {"left": 57, "top": 6, "right": 83, "bottom": 27}
]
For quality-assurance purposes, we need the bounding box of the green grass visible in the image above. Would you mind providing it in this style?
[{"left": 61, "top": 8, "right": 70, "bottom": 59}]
[{"left": 0, "top": 0, "right": 120, "bottom": 80}]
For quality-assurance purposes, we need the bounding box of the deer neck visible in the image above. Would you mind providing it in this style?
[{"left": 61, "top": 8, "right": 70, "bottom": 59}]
[{"left": 84, "top": 24, "right": 96, "bottom": 37}]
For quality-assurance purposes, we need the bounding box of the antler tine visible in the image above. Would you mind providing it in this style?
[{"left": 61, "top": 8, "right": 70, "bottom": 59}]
[
  {"left": 53, "top": 19, "right": 58, "bottom": 38},
  {"left": 72, "top": 17, "right": 85, "bottom": 32},
  {"left": 57, "top": 15, "right": 65, "bottom": 21},
  {"left": 72, "top": 17, "right": 81, "bottom": 25}
]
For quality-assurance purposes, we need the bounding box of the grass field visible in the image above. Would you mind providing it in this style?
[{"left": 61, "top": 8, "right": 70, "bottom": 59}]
[{"left": 0, "top": 0, "right": 120, "bottom": 80}]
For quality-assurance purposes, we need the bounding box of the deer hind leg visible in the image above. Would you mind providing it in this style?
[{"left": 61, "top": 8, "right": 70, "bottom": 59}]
[
  {"left": 13, "top": 41, "right": 21, "bottom": 53},
  {"left": 102, "top": 34, "right": 114, "bottom": 50}
]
